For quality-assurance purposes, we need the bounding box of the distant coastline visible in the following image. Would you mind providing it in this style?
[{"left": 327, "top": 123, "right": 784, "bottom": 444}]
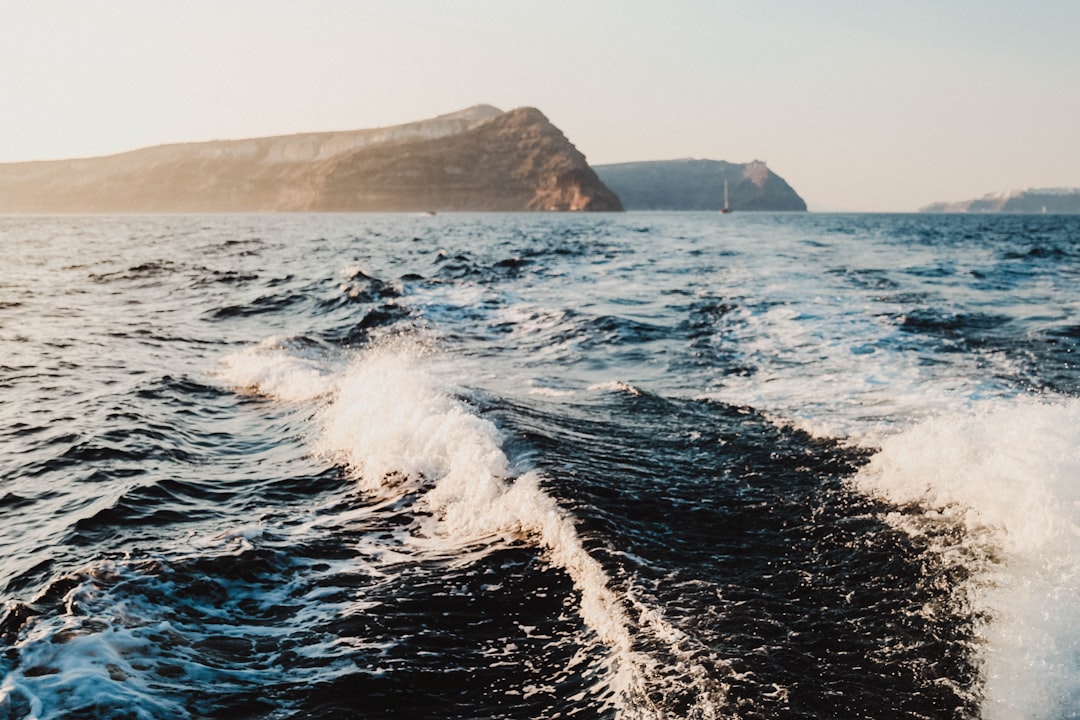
[
  {"left": 921, "top": 188, "right": 1080, "bottom": 214},
  {"left": 594, "top": 159, "right": 806, "bottom": 212}
]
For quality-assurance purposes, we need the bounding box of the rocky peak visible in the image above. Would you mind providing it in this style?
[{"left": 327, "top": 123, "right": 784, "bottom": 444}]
[{"left": 313, "top": 106, "right": 622, "bottom": 212}]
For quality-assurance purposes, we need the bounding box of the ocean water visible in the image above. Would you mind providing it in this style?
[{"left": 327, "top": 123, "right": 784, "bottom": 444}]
[{"left": 0, "top": 212, "right": 1076, "bottom": 719}]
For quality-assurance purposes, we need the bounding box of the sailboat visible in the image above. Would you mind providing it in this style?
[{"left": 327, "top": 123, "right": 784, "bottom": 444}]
[{"left": 720, "top": 180, "right": 733, "bottom": 213}]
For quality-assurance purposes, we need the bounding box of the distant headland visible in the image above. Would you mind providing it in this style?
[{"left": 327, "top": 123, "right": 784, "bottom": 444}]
[
  {"left": 593, "top": 158, "right": 807, "bottom": 211},
  {"left": 921, "top": 188, "right": 1080, "bottom": 214},
  {"left": 0, "top": 106, "right": 621, "bottom": 213}
]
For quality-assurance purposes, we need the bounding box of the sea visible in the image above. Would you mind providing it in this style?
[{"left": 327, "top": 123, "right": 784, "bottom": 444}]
[{"left": 0, "top": 212, "right": 1077, "bottom": 720}]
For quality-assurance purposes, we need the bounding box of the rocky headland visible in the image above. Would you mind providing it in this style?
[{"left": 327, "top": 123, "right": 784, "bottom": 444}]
[
  {"left": 921, "top": 188, "right": 1080, "bottom": 214},
  {"left": 0, "top": 106, "right": 621, "bottom": 213},
  {"left": 593, "top": 158, "right": 807, "bottom": 211}
]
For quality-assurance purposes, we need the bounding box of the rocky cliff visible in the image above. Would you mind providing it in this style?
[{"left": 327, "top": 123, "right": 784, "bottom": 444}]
[
  {"left": 921, "top": 188, "right": 1080, "bottom": 213},
  {"left": 311, "top": 107, "right": 621, "bottom": 212},
  {"left": 0, "top": 106, "right": 621, "bottom": 213},
  {"left": 593, "top": 158, "right": 807, "bottom": 211}
]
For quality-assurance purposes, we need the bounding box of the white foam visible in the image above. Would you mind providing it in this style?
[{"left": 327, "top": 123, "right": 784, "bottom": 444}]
[
  {"left": 311, "top": 342, "right": 643, "bottom": 691},
  {"left": 217, "top": 336, "right": 338, "bottom": 403},
  {"left": 0, "top": 545, "right": 352, "bottom": 720},
  {"left": 527, "top": 385, "right": 578, "bottom": 398},
  {"left": 588, "top": 380, "right": 643, "bottom": 397},
  {"left": 701, "top": 299, "right": 1023, "bottom": 442},
  {"left": 852, "top": 397, "right": 1080, "bottom": 719},
  {"left": 0, "top": 620, "right": 189, "bottom": 720}
]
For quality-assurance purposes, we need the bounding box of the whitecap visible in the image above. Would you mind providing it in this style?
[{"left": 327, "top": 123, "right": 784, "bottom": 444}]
[{"left": 852, "top": 397, "right": 1080, "bottom": 719}]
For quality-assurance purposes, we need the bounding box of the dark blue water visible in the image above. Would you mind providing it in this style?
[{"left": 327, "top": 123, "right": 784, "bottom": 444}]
[{"left": 1, "top": 213, "right": 1077, "bottom": 719}]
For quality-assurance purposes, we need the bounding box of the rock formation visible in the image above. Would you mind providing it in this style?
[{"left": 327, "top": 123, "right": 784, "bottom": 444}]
[
  {"left": 593, "top": 158, "right": 806, "bottom": 211},
  {"left": 312, "top": 107, "right": 622, "bottom": 212},
  {"left": 0, "top": 106, "right": 621, "bottom": 213},
  {"left": 921, "top": 188, "right": 1080, "bottom": 214}
]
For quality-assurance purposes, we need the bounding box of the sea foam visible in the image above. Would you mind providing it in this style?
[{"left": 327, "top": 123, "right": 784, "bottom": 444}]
[
  {"left": 853, "top": 398, "right": 1080, "bottom": 719},
  {"left": 217, "top": 336, "right": 338, "bottom": 404}
]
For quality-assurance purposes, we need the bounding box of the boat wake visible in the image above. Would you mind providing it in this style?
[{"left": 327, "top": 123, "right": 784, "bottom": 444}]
[
  {"left": 853, "top": 398, "right": 1080, "bottom": 720},
  {"left": 219, "top": 334, "right": 731, "bottom": 718}
]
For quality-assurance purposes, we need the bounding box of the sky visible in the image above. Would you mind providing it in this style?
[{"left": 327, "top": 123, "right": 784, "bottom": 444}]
[{"left": 1, "top": 0, "right": 1077, "bottom": 211}]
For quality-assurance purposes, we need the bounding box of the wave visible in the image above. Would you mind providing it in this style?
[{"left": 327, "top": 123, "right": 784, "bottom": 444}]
[
  {"left": 852, "top": 397, "right": 1080, "bottom": 720},
  {"left": 218, "top": 336, "right": 341, "bottom": 404},
  {"left": 0, "top": 534, "right": 326, "bottom": 720},
  {"left": 217, "top": 334, "right": 728, "bottom": 717},
  {"left": 221, "top": 336, "right": 646, "bottom": 694}
]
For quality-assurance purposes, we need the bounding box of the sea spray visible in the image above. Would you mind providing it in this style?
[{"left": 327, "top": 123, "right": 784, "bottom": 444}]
[
  {"left": 852, "top": 398, "right": 1080, "bottom": 720},
  {"left": 217, "top": 336, "right": 339, "bottom": 404}
]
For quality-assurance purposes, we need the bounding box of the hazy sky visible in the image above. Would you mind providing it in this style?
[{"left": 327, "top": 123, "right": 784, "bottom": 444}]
[{"left": 2, "top": 0, "right": 1077, "bottom": 211}]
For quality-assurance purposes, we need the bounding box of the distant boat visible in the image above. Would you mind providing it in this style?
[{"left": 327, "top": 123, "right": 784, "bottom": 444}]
[{"left": 720, "top": 180, "right": 733, "bottom": 213}]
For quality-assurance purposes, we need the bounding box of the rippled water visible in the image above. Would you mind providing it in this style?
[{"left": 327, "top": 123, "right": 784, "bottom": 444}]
[{"left": 0, "top": 212, "right": 1077, "bottom": 719}]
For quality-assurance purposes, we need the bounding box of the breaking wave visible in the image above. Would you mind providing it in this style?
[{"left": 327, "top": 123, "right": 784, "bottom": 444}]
[{"left": 853, "top": 398, "right": 1080, "bottom": 720}]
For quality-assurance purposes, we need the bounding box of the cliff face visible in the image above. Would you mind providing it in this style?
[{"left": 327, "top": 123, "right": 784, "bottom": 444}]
[
  {"left": 921, "top": 188, "right": 1080, "bottom": 213},
  {"left": 0, "top": 106, "right": 620, "bottom": 213},
  {"left": 312, "top": 107, "right": 622, "bottom": 212},
  {"left": 593, "top": 158, "right": 807, "bottom": 211}
]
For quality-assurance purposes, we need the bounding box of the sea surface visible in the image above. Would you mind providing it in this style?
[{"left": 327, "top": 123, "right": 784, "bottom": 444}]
[{"left": 0, "top": 212, "right": 1077, "bottom": 719}]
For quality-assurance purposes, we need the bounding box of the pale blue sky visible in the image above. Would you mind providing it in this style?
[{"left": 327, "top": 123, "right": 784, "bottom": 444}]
[{"left": 1, "top": 0, "right": 1077, "bottom": 210}]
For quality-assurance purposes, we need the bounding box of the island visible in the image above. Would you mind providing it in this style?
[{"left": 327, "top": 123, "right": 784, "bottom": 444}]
[{"left": 592, "top": 158, "right": 807, "bottom": 211}]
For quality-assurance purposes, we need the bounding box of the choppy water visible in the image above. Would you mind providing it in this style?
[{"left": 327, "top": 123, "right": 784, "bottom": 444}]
[{"left": 0, "top": 212, "right": 1077, "bottom": 719}]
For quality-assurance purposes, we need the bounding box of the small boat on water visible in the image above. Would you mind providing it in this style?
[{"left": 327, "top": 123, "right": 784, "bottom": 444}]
[{"left": 720, "top": 180, "right": 733, "bottom": 213}]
